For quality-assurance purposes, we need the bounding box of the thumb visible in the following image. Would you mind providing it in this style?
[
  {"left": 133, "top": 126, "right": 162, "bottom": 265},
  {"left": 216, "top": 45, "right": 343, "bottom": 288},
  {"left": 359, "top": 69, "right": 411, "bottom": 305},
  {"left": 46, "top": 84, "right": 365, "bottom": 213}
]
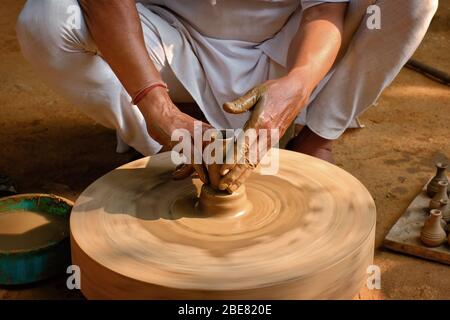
[{"left": 223, "top": 86, "right": 263, "bottom": 114}]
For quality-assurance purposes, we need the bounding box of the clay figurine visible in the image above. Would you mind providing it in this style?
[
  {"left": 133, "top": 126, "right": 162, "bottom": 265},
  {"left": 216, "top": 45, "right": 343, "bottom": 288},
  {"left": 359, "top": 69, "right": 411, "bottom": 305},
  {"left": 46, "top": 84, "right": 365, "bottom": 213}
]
[
  {"left": 427, "top": 162, "right": 448, "bottom": 197},
  {"left": 439, "top": 214, "right": 448, "bottom": 233},
  {"left": 429, "top": 181, "right": 449, "bottom": 210},
  {"left": 439, "top": 199, "right": 450, "bottom": 223},
  {"left": 421, "top": 209, "right": 447, "bottom": 247}
]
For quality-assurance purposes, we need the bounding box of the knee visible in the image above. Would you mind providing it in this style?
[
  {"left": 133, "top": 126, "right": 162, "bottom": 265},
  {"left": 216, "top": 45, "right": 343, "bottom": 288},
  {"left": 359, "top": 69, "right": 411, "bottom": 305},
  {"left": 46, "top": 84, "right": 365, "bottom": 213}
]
[
  {"left": 419, "top": 0, "right": 439, "bottom": 19},
  {"left": 403, "top": 0, "right": 438, "bottom": 29},
  {"left": 16, "top": 0, "right": 86, "bottom": 61}
]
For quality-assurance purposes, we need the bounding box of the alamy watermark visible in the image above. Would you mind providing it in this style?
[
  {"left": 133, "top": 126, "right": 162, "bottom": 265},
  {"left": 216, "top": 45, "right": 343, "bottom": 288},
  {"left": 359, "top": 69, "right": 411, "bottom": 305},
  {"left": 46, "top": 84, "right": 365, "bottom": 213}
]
[
  {"left": 65, "top": 3, "right": 382, "bottom": 31},
  {"left": 367, "top": 5, "right": 382, "bottom": 30},
  {"left": 66, "top": 264, "right": 81, "bottom": 290},
  {"left": 66, "top": 5, "right": 81, "bottom": 30},
  {"left": 366, "top": 264, "right": 381, "bottom": 290}
]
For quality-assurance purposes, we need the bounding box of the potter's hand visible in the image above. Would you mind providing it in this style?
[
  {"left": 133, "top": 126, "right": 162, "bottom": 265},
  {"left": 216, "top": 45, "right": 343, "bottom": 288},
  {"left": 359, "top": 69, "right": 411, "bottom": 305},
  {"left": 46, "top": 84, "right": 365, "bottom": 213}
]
[
  {"left": 139, "top": 87, "right": 212, "bottom": 184},
  {"left": 219, "top": 75, "right": 310, "bottom": 193}
]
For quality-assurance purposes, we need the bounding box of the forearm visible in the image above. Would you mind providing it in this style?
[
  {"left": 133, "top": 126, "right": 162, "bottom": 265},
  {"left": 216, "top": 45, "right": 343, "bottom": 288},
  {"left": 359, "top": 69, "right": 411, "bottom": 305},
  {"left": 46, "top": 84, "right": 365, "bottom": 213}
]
[
  {"left": 79, "top": 0, "right": 162, "bottom": 96},
  {"left": 287, "top": 3, "right": 347, "bottom": 94}
]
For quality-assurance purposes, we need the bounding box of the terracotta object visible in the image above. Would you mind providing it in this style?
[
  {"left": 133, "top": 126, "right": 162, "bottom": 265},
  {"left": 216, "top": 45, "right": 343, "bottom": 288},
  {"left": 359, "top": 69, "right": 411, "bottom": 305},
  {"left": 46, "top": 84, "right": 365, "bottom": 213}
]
[
  {"left": 194, "top": 184, "right": 252, "bottom": 217},
  {"left": 70, "top": 150, "right": 376, "bottom": 299},
  {"left": 429, "top": 181, "right": 449, "bottom": 210},
  {"left": 421, "top": 209, "right": 447, "bottom": 247},
  {"left": 384, "top": 180, "right": 450, "bottom": 265},
  {"left": 440, "top": 199, "right": 450, "bottom": 223},
  {"left": 427, "top": 162, "right": 448, "bottom": 197}
]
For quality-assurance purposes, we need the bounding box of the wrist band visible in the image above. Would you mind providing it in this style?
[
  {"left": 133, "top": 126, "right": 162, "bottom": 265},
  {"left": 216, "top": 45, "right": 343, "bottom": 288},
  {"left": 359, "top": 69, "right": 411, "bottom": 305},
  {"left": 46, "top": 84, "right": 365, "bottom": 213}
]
[{"left": 132, "top": 81, "right": 169, "bottom": 105}]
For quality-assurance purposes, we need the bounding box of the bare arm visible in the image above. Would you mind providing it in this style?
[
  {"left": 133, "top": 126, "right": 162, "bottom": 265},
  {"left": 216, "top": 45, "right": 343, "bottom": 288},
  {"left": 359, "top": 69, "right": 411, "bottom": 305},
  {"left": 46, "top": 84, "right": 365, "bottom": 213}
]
[
  {"left": 79, "top": 0, "right": 160, "bottom": 95},
  {"left": 80, "top": 0, "right": 211, "bottom": 182},
  {"left": 287, "top": 3, "right": 347, "bottom": 96},
  {"left": 219, "top": 3, "right": 348, "bottom": 192}
]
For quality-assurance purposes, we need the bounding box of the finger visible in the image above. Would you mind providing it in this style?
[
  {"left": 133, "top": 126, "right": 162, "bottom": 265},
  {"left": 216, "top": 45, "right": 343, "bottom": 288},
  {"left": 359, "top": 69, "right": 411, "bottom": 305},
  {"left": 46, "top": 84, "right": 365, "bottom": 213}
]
[
  {"left": 185, "top": 119, "right": 214, "bottom": 143},
  {"left": 220, "top": 141, "right": 239, "bottom": 175},
  {"left": 202, "top": 122, "right": 214, "bottom": 132},
  {"left": 223, "top": 87, "right": 262, "bottom": 114},
  {"left": 219, "top": 132, "right": 264, "bottom": 191},
  {"left": 172, "top": 163, "right": 195, "bottom": 180},
  {"left": 218, "top": 164, "right": 248, "bottom": 191},
  {"left": 226, "top": 168, "right": 253, "bottom": 194},
  {"left": 207, "top": 164, "right": 221, "bottom": 189},
  {"left": 185, "top": 138, "right": 209, "bottom": 184},
  {"left": 220, "top": 163, "right": 235, "bottom": 176},
  {"left": 193, "top": 163, "right": 209, "bottom": 184}
]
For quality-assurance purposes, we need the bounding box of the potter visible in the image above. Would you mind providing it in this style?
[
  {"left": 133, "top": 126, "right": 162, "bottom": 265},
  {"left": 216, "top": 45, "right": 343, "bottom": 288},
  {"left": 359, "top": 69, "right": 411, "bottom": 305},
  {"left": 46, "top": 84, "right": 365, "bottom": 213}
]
[
  {"left": 16, "top": 0, "right": 437, "bottom": 189},
  {"left": 13, "top": 0, "right": 438, "bottom": 300}
]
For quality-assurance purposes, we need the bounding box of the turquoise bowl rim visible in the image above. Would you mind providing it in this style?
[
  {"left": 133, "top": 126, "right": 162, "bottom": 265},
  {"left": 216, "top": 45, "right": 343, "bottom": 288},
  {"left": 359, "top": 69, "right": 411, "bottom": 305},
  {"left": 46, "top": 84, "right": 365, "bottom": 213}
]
[{"left": 0, "top": 193, "right": 73, "bottom": 255}]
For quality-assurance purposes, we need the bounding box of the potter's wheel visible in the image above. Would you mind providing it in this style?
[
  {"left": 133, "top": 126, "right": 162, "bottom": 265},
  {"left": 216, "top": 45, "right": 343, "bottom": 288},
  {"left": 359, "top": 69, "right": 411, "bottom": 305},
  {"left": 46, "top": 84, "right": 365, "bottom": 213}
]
[{"left": 70, "top": 150, "right": 376, "bottom": 299}]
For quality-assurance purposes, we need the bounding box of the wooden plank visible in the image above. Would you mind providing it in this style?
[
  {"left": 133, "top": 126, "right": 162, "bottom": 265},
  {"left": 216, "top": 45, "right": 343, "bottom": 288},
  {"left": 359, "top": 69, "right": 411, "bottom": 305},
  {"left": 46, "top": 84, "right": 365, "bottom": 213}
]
[{"left": 384, "top": 180, "right": 450, "bottom": 265}]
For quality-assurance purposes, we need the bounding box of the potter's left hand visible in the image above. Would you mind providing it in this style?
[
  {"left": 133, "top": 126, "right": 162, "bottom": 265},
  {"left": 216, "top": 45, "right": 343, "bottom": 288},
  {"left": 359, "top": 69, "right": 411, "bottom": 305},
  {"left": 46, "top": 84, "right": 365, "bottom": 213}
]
[{"left": 218, "top": 74, "right": 311, "bottom": 193}]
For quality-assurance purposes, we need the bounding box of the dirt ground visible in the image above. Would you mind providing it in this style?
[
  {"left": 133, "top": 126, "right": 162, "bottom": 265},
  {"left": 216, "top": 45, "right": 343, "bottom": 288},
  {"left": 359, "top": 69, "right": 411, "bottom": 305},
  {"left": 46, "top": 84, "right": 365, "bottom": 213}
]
[{"left": 0, "top": 1, "right": 449, "bottom": 300}]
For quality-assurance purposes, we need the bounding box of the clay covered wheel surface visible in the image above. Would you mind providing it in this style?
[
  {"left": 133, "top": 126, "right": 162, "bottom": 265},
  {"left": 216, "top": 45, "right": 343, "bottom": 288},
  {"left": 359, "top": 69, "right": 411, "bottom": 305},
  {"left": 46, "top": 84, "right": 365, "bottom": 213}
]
[{"left": 70, "top": 150, "right": 376, "bottom": 299}]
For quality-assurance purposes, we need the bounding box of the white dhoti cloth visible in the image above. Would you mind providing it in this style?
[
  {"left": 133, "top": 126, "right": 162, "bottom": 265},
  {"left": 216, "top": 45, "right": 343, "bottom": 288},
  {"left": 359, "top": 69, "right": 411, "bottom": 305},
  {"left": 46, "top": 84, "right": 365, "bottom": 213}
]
[{"left": 16, "top": 0, "right": 438, "bottom": 155}]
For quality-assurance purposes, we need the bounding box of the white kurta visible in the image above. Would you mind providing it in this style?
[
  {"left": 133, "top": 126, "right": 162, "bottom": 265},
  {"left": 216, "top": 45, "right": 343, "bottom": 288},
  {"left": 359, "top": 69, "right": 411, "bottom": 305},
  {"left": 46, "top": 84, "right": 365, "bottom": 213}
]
[
  {"left": 16, "top": 0, "right": 438, "bottom": 155},
  {"left": 136, "top": 0, "right": 349, "bottom": 130}
]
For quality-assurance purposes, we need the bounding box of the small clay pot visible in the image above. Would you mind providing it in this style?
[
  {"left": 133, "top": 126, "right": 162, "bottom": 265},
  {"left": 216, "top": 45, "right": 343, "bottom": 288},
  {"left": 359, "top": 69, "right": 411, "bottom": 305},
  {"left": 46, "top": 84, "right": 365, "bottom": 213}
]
[
  {"left": 196, "top": 184, "right": 252, "bottom": 218},
  {"left": 439, "top": 199, "right": 450, "bottom": 223},
  {"left": 429, "top": 181, "right": 449, "bottom": 210},
  {"left": 427, "top": 162, "right": 448, "bottom": 197},
  {"left": 421, "top": 209, "right": 447, "bottom": 247}
]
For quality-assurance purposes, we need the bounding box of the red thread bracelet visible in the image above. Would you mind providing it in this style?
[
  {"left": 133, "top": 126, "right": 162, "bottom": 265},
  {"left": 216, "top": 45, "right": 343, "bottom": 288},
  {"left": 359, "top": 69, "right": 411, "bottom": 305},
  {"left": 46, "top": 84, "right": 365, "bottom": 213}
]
[{"left": 132, "top": 82, "right": 168, "bottom": 105}]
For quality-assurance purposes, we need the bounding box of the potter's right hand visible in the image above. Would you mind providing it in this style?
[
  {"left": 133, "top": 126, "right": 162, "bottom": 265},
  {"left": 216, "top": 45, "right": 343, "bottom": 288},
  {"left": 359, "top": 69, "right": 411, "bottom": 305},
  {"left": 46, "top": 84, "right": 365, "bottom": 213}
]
[{"left": 138, "top": 87, "right": 212, "bottom": 184}]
